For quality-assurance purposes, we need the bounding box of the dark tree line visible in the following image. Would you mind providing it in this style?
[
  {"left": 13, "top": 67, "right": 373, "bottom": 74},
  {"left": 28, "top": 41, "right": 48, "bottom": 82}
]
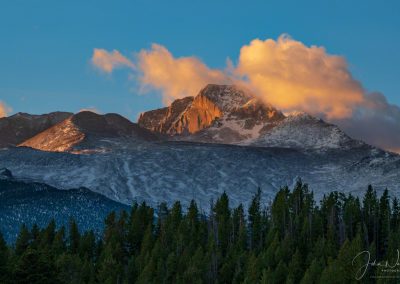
[{"left": 1, "top": 181, "right": 400, "bottom": 283}]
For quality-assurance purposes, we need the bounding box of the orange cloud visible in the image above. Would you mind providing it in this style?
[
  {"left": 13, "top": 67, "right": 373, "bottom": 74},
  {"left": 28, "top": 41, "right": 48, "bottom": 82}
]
[
  {"left": 0, "top": 101, "right": 11, "bottom": 118},
  {"left": 236, "top": 35, "right": 365, "bottom": 119},
  {"left": 91, "top": 49, "right": 134, "bottom": 73},
  {"left": 92, "top": 36, "right": 400, "bottom": 151},
  {"left": 137, "top": 44, "right": 231, "bottom": 104}
]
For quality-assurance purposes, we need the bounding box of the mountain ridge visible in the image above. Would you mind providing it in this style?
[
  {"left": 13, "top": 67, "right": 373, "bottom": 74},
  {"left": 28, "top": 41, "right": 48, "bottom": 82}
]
[
  {"left": 0, "top": 111, "right": 72, "bottom": 148},
  {"left": 139, "top": 84, "right": 363, "bottom": 150},
  {"left": 19, "top": 111, "right": 159, "bottom": 152},
  {"left": 0, "top": 84, "right": 383, "bottom": 153}
]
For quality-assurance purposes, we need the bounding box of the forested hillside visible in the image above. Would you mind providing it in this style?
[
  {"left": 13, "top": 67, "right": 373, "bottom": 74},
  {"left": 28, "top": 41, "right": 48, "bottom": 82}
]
[{"left": 1, "top": 181, "right": 399, "bottom": 283}]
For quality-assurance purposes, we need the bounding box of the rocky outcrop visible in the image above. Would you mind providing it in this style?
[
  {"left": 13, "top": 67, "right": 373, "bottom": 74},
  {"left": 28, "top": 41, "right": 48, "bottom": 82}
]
[
  {"left": 171, "top": 93, "right": 223, "bottom": 134},
  {"left": 138, "top": 96, "right": 194, "bottom": 134}
]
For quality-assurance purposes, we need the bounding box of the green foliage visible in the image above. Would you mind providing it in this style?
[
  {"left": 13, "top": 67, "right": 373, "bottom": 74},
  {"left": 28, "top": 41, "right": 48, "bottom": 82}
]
[{"left": 2, "top": 183, "right": 399, "bottom": 283}]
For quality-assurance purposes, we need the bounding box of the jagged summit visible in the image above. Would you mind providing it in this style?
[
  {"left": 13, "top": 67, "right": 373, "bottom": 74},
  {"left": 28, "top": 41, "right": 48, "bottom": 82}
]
[
  {"left": 0, "top": 111, "right": 72, "bottom": 148},
  {"left": 20, "top": 111, "right": 158, "bottom": 152},
  {"left": 197, "top": 84, "right": 252, "bottom": 111},
  {"left": 139, "top": 84, "right": 284, "bottom": 139},
  {"left": 138, "top": 83, "right": 367, "bottom": 150}
]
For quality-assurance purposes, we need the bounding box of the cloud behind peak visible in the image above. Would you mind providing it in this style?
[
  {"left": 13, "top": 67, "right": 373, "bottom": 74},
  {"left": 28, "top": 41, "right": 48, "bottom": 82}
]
[{"left": 91, "top": 35, "right": 400, "bottom": 152}]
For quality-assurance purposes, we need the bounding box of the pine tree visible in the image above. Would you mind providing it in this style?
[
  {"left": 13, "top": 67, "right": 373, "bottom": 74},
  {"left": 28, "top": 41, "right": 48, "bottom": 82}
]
[
  {"left": 55, "top": 253, "right": 84, "bottom": 283},
  {"left": 378, "top": 189, "right": 391, "bottom": 258},
  {"left": 14, "top": 248, "right": 57, "bottom": 284},
  {"left": 300, "top": 258, "right": 324, "bottom": 284},
  {"left": 248, "top": 188, "right": 263, "bottom": 250},
  {"left": 41, "top": 219, "right": 56, "bottom": 249},
  {"left": 15, "top": 224, "right": 31, "bottom": 256},
  {"left": 287, "top": 249, "right": 304, "bottom": 283},
  {"left": 97, "top": 244, "right": 123, "bottom": 284},
  {"left": 273, "top": 260, "right": 288, "bottom": 284},
  {"left": 213, "top": 192, "right": 231, "bottom": 256},
  {"left": 363, "top": 185, "right": 379, "bottom": 245},
  {"left": 391, "top": 197, "right": 400, "bottom": 231},
  {"left": 52, "top": 226, "right": 66, "bottom": 256},
  {"left": 0, "top": 231, "right": 10, "bottom": 284},
  {"left": 68, "top": 218, "right": 80, "bottom": 254}
]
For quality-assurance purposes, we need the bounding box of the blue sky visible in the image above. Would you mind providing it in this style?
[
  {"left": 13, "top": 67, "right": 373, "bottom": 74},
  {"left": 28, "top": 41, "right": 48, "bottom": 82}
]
[{"left": 0, "top": 0, "right": 399, "bottom": 121}]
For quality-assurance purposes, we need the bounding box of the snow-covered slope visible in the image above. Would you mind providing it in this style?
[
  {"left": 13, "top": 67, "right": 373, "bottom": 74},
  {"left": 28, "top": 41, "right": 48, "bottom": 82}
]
[
  {"left": 1, "top": 141, "right": 399, "bottom": 209},
  {"left": 20, "top": 111, "right": 159, "bottom": 152},
  {"left": 252, "top": 112, "right": 363, "bottom": 150},
  {"left": 0, "top": 111, "right": 72, "bottom": 148}
]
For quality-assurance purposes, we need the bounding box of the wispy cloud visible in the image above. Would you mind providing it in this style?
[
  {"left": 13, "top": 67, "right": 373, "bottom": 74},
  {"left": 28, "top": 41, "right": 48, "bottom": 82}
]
[
  {"left": 0, "top": 101, "right": 12, "bottom": 118},
  {"left": 92, "top": 35, "right": 400, "bottom": 152},
  {"left": 91, "top": 49, "right": 134, "bottom": 73}
]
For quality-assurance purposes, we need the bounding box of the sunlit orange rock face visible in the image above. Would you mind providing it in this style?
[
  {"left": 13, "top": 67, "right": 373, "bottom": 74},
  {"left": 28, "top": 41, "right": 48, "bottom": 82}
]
[
  {"left": 138, "top": 96, "right": 194, "bottom": 134},
  {"left": 139, "top": 92, "right": 222, "bottom": 135},
  {"left": 172, "top": 93, "right": 223, "bottom": 134},
  {"left": 138, "top": 84, "right": 252, "bottom": 135},
  {"left": 138, "top": 84, "right": 284, "bottom": 135}
]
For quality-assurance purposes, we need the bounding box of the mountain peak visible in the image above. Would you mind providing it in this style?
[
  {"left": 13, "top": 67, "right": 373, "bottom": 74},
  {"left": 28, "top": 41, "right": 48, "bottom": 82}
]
[
  {"left": 20, "top": 111, "right": 158, "bottom": 152},
  {"left": 0, "top": 111, "right": 73, "bottom": 148},
  {"left": 138, "top": 83, "right": 364, "bottom": 150},
  {"left": 139, "top": 84, "right": 262, "bottom": 135},
  {"left": 198, "top": 84, "right": 252, "bottom": 112}
]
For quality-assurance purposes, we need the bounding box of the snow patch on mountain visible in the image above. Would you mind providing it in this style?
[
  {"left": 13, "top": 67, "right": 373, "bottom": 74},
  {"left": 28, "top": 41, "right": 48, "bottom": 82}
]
[
  {"left": 1, "top": 141, "right": 399, "bottom": 209},
  {"left": 252, "top": 112, "right": 361, "bottom": 150}
]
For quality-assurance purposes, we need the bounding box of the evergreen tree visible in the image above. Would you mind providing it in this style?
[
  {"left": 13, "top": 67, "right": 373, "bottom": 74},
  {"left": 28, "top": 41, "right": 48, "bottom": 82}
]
[
  {"left": 14, "top": 248, "right": 57, "bottom": 284},
  {"left": 15, "top": 224, "right": 31, "bottom": 256},
  {"left": 213, "top": 192, "right": 231, "bottom": 256},
  {"left": 249, "top": 188, "right": 263, "bottom": 250},
  {"left": 68, "top": 219, "right": 80, "bottom": 254},
  {"left": 0, "top": 185, "right": 398, "bottom": 283},
  {"left": 300, "top": 258, "right": 324, "bottom": 284},
  {"left": 0, "top": 231, "right": 10, "bottom": 283}
]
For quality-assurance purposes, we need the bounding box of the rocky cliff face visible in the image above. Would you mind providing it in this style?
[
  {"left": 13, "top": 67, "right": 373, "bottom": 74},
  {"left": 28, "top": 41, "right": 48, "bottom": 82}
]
[
  {"left": 171, "top": 92, "right": 223, "bottom": 134},
  {"left": 138, "top": 97, "right": 194, "bottom": 134},
  {"left": 0, "top": 112, "right": 72, "bottom": 148}
]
